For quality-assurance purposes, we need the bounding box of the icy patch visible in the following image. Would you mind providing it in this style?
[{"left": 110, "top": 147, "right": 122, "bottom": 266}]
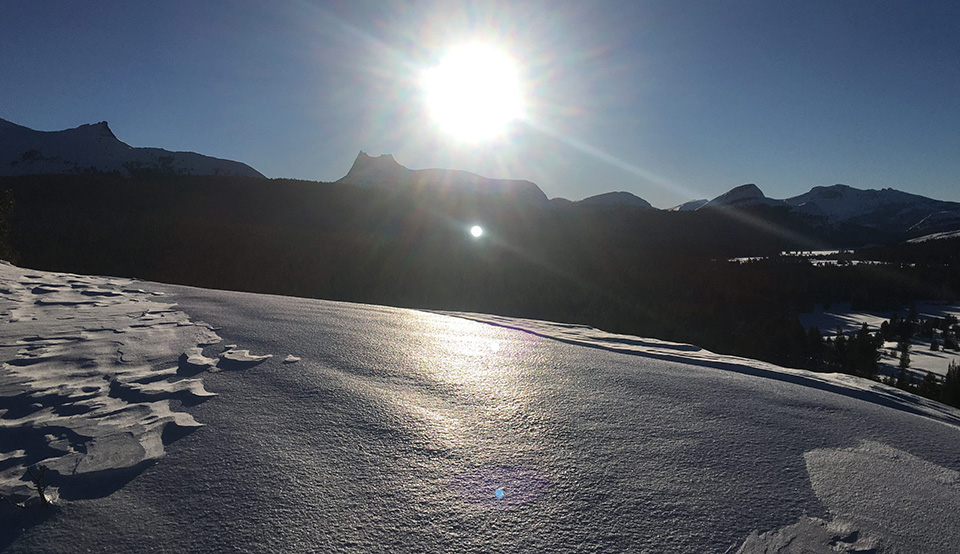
[{"left": 0, "top": 262, "right": 236, "bottom": 504}]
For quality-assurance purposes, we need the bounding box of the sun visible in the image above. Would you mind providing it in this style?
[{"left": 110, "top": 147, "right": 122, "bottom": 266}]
[{"left": 423, "top": 44, "right": 524, "bottom": 142}]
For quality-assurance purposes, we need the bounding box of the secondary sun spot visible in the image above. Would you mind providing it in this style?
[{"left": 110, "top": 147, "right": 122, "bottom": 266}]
[
  {"left": 423, "top": 43, "right": 524, "bottom": 142},
  {"left": 470, "top": 225, "right": 484, "bottom": 238}
]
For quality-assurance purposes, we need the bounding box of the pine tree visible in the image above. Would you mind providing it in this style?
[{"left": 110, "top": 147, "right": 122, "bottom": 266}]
[
  {"left": 943, "top": 361, "right": 960, "bottom": 407},
  {"left": 897, "top": 341, "right": 911, "bottom": 389}
]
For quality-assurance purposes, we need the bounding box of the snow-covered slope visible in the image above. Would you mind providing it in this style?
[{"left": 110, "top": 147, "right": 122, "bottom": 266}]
[
  {"left": 0, "top": 117, "right": 264, "bottom": 178},
  {"left": 577, "top": 191, "right": 653, "bottom": 209},
  {"left": 784, "top": 184, "right": 960, "bottom": 229},
  {"left": 668, "top": 198, "right": 708, "bottom": 211},
  {"left": 908, "top": 230, "right": 960, "bottom": 243},
  {"left": 3, "top": 263, "right": 960, "bottom": 553},
  {"left": 337, "top": 151, "right": 549, "bottom": 205}
]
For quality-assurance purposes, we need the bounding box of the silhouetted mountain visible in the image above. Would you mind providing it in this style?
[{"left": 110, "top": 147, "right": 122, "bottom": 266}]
[
  {"left": 702, "top": 184, "right": 784, "bottom": 210},
  {"left": 337, "top": 151, "right": 548, "bottom": 206},
  {"left": 0, "top": 117, "right": 263, "bottom": 178},
  {"left": 578, "top": 191, "right": 653, "bottom": 209}
]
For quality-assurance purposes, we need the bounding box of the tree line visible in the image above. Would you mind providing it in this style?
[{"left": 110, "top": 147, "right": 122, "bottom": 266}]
[{"left": 1, "top": 174, "right": 959, "bottom": 406}]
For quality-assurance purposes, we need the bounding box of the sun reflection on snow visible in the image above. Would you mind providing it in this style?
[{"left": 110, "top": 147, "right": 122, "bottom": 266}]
[{"left": 387, "top": 312, "right": 552, "bottom": 509}]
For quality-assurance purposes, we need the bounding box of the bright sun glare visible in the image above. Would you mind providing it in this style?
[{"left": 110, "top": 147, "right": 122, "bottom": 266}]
[
  {"left": 423, "top": 44, "right": 524, "bottom": 142},
  {"left": 470, "top": 225, "right": 484, "bottom": 238}
]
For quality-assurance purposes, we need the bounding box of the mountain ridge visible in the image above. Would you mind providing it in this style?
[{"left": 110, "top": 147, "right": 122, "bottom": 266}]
[
  {"left": 0, "top": 117, "right": 264, "bottom": 178},
  {"left": 686, "top": 181, "right": 960, "bottom": 237}
]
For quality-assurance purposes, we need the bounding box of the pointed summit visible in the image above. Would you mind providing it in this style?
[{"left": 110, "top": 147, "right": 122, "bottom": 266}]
[
  {"left": 337, "top": 151, "right": 405, "bottom": 186},
  {"left": 90, "top": 121, "right": 117, "bottom": 140}
]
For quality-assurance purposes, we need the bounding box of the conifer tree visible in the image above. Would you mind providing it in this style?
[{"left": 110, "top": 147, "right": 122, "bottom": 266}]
[
  {"left": 944, "top": 361, "right": 960, "bottom": 407},
  {"left": 897, "top": 341, "right": 911, "bottom": 388}
]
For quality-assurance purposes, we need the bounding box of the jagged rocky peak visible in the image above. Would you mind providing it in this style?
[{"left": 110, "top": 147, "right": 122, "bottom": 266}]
[
  {"left": 354, "top": 150, "right": 399, "bottom": 166},
  {"left": 62, "top": 120, "right": 119, "bottom": 142},
  {"left": 89, "top": 121, "right": 117, "bottom": 139},
  {"left": 337, "top": 151, "right": 409, "bottom": 186},
  {"left": 337, "top": 151, "right": 549, "bottom": 205},
  {"left": 344, "top": 151, "right": 402, "bottom": 174}
]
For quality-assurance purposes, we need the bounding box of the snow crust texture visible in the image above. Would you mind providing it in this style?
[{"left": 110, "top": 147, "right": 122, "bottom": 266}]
[
  {"left": 3, "top": 267, "right": 959, "bottom": 552},
  {"left": 0, "top": 262, "right": 231, "bottom": 503}
]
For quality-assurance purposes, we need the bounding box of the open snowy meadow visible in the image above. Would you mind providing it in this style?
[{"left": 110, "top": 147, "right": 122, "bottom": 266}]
[{"left": 2, "top": 261, "right": 959, "bottom": 553}]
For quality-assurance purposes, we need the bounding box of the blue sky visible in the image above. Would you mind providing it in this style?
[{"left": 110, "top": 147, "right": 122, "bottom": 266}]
[{"left": 3, "top": 1, "right": 959, "bottom": 207}]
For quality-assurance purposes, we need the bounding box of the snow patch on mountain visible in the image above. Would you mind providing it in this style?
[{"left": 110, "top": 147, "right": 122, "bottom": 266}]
[
  {"left": 668, "top": 198, "right": 709, "bottom": 211},
  {"left": 908, "top": 230, "right": 960, "bottom": 243},
  {"left": 785, "top": 184, "right": 942, "bottom": 222}
]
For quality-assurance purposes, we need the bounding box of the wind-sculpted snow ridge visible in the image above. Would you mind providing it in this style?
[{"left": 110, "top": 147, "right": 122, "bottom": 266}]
[
  {"left": 0, "top": 262, "right": 270, "bottom": 505},
  {"left": 439, "top": 311, "right": 960, "bottom": 429}
]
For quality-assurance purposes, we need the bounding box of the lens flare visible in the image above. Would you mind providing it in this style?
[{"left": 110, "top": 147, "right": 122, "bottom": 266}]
[{"left": 423, "top": 43, "right": 524, "bottom": 141}]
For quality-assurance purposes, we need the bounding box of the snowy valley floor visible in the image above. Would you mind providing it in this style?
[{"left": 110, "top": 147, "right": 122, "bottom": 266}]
[{"left": 2, "top": 262, "right": 960, "bottom": 553}]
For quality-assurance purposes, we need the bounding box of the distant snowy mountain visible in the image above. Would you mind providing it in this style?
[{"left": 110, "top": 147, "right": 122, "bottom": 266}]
[
  {"left": 680, "top": 182, "right": 960, "bottom": 237},
  {"left": 785, "top": 184, "right": 955, "bottom": 223},
  {"left": 783, "top": 184, "right": 960, "bottom": 235},
  {"left": 0, "top": 117, "right": 264, "bottom": 178},
  {"left": 577, "top": 191, "right": 653, "bottom": 209},
  {"left": 337, "top": 151, "right": 548, "bottom": 205}
]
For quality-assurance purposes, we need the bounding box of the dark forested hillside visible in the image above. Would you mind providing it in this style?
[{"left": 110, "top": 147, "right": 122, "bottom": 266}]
[{"left": 2, "top": 174, "right": 958, "bottom": 369}]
